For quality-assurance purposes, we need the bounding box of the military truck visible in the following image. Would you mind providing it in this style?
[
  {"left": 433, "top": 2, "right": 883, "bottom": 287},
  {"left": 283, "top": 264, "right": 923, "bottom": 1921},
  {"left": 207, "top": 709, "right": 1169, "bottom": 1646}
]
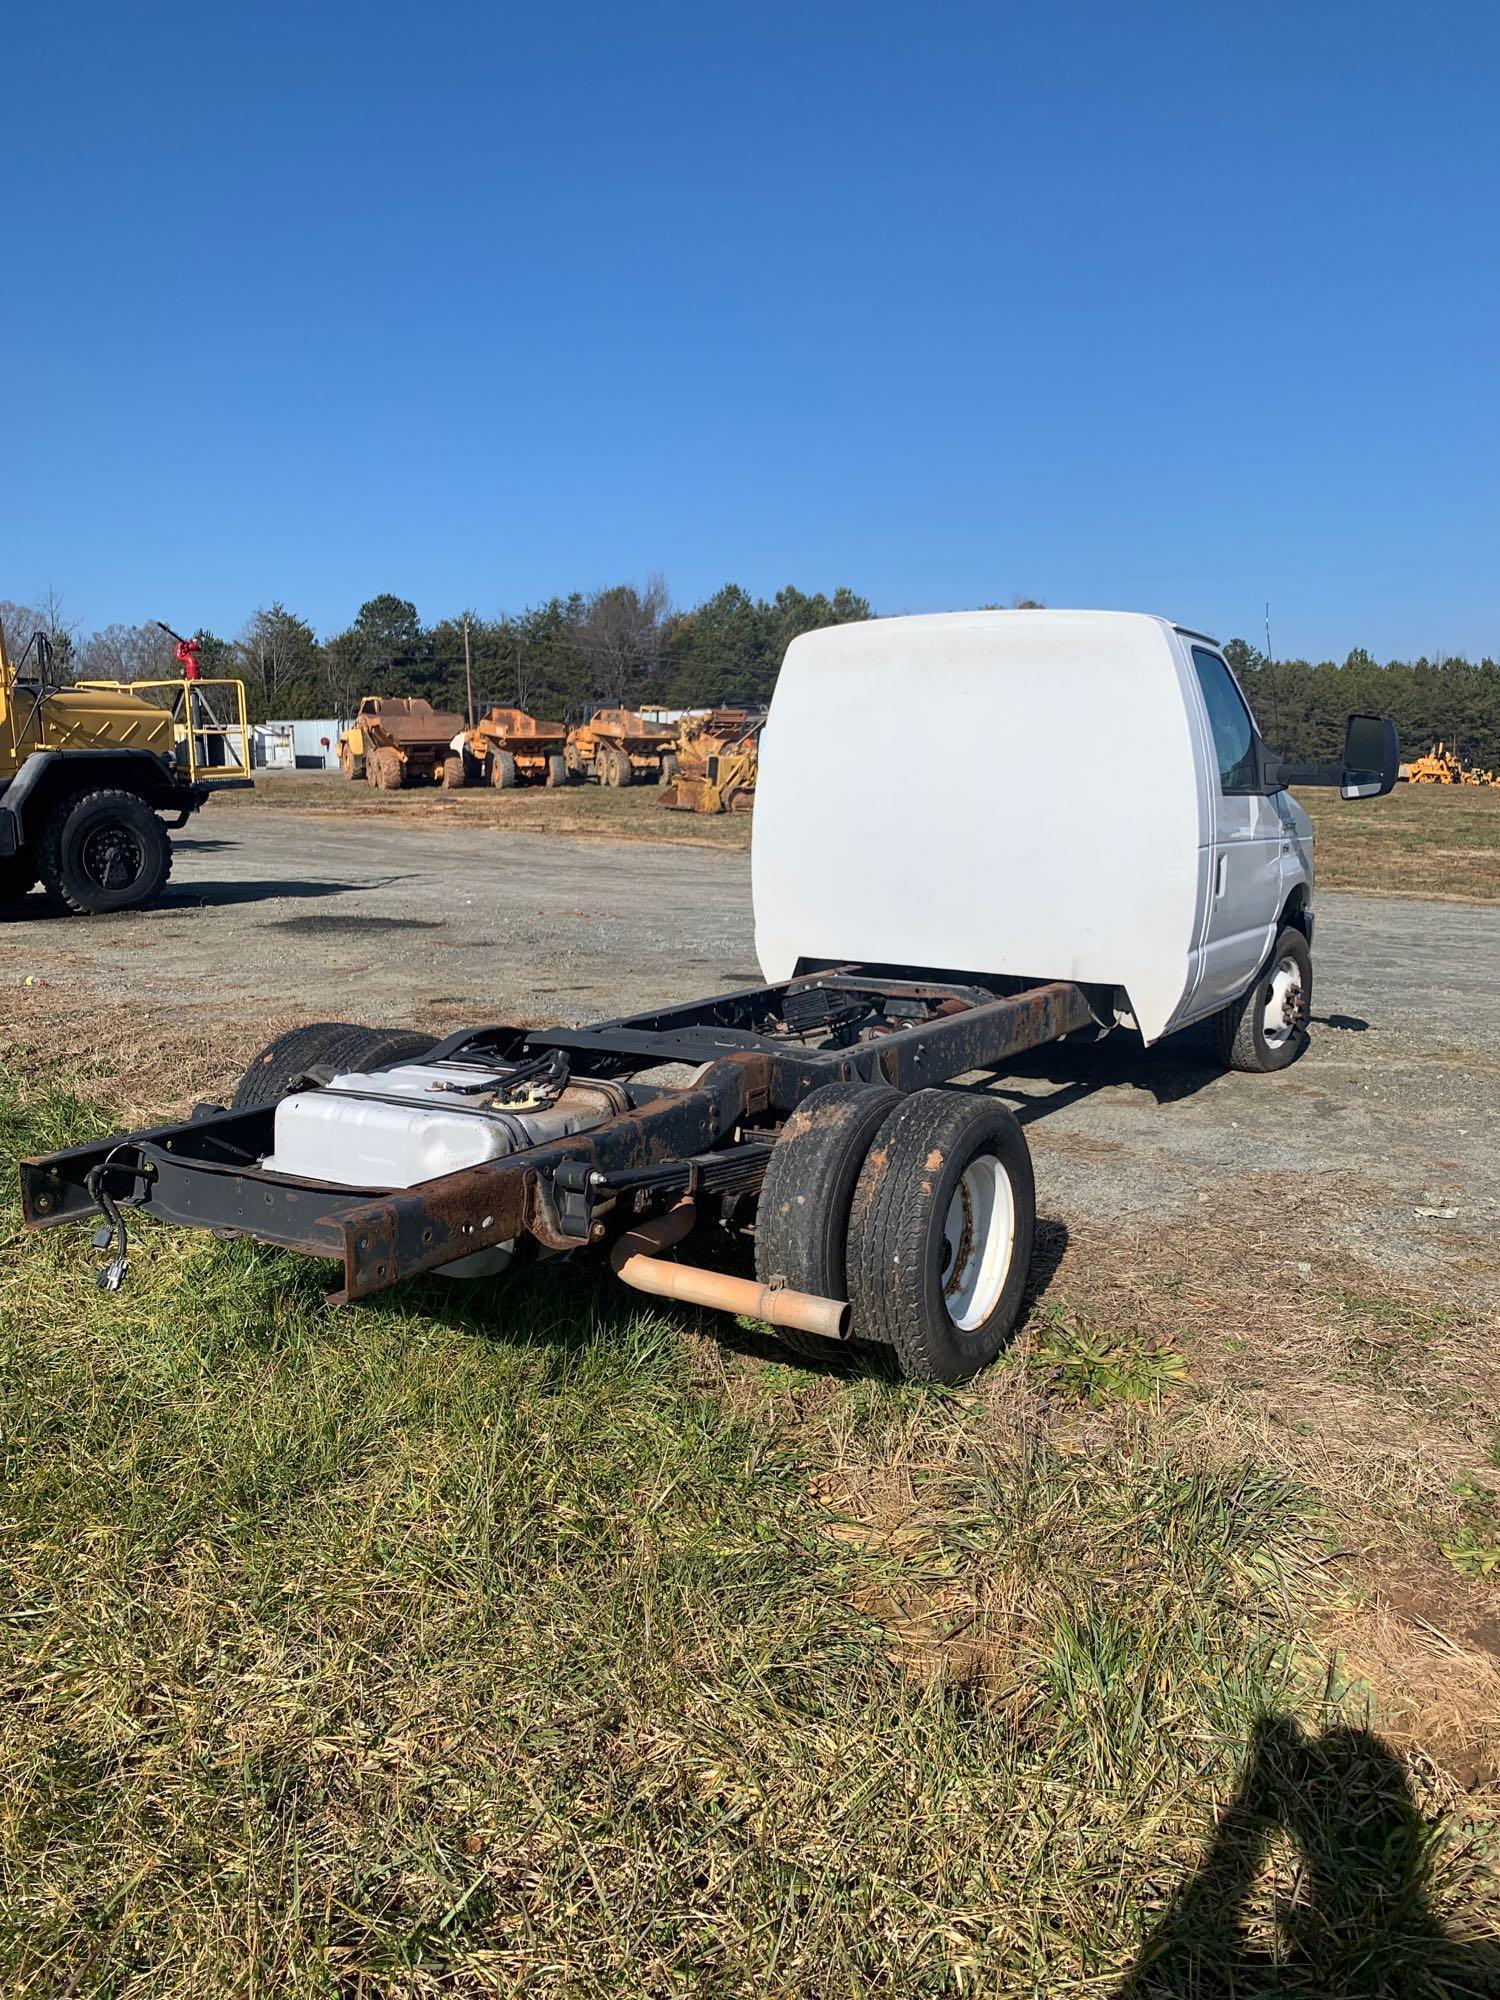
[{"left": 0, "top": 627, "right": 251, "bottom": 916}]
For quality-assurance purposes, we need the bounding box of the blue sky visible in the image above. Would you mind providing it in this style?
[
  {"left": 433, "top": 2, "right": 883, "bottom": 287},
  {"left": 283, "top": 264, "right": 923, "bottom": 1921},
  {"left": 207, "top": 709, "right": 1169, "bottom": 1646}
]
[{"left": 5, "top": 0, "right": 1496, "bottom": 660}]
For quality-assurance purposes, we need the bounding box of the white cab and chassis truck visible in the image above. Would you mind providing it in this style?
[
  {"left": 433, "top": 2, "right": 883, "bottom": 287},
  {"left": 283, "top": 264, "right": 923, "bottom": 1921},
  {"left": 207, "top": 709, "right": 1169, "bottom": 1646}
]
[{"left": 22, "top": 612, "right": 1398, "bottom": 1384}]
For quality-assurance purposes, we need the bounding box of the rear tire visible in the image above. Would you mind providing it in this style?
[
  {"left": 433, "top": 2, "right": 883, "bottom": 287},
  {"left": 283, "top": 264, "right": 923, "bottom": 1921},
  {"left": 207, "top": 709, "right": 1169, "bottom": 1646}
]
[
  {"left": 612, "top": 747, "right": 633, "bottom": 787},
  {"left": 545, "top": 753, "right": 568, "bottom": 788},
  {"left": 339, "top": 746, "right": 365, "bottom": 781},
  {"left": 491, "top": 750, "right": 519, "bottom": 790},
  {"left": 658, "top": 752, "right": 679, "bottom": 785},
  {"left": 754, "top": 1081, "right": 902, "bottom": 1361},
  {"left": 372, "top": 748, "right": 404, "bottom": 790},
  {"left": 1213, "top": 926, "right": 1312, "bottom": 1073},
  {"left": 847, "top": 1090, "right": 1036, "bottom": 1384},
  {"left": 440, "top": 753, "right": 466, "bottom": 789},
  {"left": 37, "top": 790, "right": 172, "bottom": 915}
]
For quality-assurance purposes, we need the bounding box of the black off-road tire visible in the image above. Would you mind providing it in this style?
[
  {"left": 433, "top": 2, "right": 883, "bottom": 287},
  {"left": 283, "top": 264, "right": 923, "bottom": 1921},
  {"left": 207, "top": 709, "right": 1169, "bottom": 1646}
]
[
  {"left": 231, "top": 1023, "right": 437, "bottom": 1110},
  {"left": 440, "top": 753, "right": 466, "bottom": 790},
  {"left": 754, "top": 1080, "right": 902, "bottom": 1361},
  {"left": 38, "top": 790, "right": 172, "bottom": 916},
  {"left": 545, "top": 753, "right": 568, "bottom": 788},
  {"left": 1213, "top": 925, "right": 1312, "bottom": 1074},
  {"left": 658, "top": 752, "right": 679, "bottom": 786},
  {"left": 372, "top": 748, "right": 405, "bottom": 790},
  {"left": 340, "top": 746, "right": 366, "bottom": 781},
  {"left": 491, "top": 750, "right": 519, "bottom": 789},
  {"left": 846, "top": 1089, "right": 1036, "bottom": 1384}
]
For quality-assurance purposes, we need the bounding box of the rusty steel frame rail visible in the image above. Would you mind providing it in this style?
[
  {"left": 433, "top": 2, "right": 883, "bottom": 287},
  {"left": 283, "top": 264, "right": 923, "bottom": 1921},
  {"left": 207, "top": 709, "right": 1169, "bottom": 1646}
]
[{"left": 20, "top": 974, "right": 1097, "bottom": 1304}]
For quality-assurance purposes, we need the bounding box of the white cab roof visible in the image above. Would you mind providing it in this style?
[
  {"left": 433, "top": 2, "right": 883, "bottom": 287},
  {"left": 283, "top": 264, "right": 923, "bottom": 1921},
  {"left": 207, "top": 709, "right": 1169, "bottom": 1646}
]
[{"left": 752, "top": 610, "right": 1206, "bottom": 1043}]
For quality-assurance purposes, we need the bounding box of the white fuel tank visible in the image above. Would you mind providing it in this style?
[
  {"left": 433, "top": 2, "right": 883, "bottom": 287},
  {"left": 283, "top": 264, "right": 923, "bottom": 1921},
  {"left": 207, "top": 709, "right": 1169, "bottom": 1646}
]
[{"left": 262, "top": 1061, "right": 628, "bottom": 1191}]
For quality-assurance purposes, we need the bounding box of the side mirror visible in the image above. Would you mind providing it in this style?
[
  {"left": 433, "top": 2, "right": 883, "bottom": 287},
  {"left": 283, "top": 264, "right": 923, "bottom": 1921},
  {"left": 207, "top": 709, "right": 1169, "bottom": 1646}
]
[
  {"left": 1341, "top": 713, "right": 1399, "bottom": 800},
  {"left": 1260, "top": 713, "right": 1401, "bottom": 796}
]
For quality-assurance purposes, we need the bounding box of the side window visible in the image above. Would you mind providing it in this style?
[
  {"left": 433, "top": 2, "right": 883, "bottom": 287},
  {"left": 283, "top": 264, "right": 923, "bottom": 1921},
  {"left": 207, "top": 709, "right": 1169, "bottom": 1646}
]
[{"left": 1191, "top": 648, "right": 1259, "bottom": 792}]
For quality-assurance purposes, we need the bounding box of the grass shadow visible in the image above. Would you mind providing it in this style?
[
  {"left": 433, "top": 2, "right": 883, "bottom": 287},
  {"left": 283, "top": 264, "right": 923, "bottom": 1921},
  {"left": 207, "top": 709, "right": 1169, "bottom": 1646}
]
[{"left": 1118, "top": 1714, "right": 1500, "bottom": 1996}]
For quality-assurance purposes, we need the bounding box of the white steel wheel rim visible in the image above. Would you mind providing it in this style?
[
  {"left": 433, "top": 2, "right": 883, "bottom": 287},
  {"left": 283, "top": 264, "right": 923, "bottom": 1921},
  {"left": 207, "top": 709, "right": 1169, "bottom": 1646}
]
[
  {"left": 940, "top": 1154, "right": 1016, "bottom": 1332},
  {"left": 1262, "top": 954, "right": 1303, "bottom": 1049}
]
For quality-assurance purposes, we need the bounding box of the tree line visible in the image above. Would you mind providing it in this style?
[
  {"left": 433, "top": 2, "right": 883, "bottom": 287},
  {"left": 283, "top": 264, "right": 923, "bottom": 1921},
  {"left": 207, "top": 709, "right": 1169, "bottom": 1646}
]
[
  {"left": 4, "top": 586, "right": 1497, "bottom": 766},
  {"left": 1, "top": 581, "right": 873, "bottom": 730}
]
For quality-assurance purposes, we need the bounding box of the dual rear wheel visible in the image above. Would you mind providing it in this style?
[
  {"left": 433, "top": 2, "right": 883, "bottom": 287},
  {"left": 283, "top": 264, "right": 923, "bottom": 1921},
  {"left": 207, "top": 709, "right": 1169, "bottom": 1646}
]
[{"left": 755, "top": 1081, "right": 1035, "bottom": 1383}]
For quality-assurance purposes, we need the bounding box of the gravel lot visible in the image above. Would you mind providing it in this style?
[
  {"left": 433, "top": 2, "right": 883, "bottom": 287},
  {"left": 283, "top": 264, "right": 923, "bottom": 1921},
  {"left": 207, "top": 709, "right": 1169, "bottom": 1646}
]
[{"left": 4, "top": 800, "right": 1497, "bottom": 1293}]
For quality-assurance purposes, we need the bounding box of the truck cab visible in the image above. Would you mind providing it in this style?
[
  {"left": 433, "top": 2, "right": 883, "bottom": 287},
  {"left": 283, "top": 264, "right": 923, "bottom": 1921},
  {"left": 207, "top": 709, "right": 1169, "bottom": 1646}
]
[{"left": 754, "top": 610, "right": 1396, "bottom": 1069}]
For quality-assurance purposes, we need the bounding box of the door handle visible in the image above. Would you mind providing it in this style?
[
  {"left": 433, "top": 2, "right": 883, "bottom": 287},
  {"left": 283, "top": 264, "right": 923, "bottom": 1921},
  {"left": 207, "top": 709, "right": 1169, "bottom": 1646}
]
[{"left": 1215, "top": 854, "right": 1228, "bottom": 897}]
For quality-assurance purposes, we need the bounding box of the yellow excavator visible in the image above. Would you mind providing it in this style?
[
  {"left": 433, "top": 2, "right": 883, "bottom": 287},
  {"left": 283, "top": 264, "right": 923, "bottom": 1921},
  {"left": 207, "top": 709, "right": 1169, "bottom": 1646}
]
[{"left": 1, "top": 623, "right": 252, "bottom": 915}]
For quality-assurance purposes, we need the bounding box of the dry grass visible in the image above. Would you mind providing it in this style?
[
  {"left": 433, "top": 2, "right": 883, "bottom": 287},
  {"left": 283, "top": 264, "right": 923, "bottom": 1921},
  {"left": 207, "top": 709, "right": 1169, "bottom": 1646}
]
[
  {"left": 243, "top": 772, "right": 754, "bottom": 851},
  {"left": 3, "top": 1050, "right": 1499, "bottom": 1995},
  {"left": 1294, "top": 782, "right": 1500, "bottom": 901}
]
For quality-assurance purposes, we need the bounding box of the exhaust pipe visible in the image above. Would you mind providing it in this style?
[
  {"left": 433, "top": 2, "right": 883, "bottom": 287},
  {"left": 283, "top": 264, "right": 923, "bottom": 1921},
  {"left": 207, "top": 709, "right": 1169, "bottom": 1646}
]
[{"left": 610, "top": 1199, "right": 851, "bottom": 1342}]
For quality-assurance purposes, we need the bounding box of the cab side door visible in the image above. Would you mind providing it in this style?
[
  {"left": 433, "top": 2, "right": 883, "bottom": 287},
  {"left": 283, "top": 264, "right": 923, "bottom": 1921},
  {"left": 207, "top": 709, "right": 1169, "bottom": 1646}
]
[{"left": 1186, "top": 646, "right": 1284, "bottom": 1013}]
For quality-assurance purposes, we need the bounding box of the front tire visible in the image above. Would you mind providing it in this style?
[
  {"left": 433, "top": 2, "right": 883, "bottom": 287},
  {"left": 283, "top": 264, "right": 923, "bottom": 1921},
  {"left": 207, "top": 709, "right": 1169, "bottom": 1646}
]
[
  {"left": 38, "top": 790, "right": 172, "bottom": 915},
  {"left": 1214, "top": 926, "right": 1312, "bottom": 1073},
  {"left": 847, "top": 1090, "right": 1036, "bottom": 1384}
]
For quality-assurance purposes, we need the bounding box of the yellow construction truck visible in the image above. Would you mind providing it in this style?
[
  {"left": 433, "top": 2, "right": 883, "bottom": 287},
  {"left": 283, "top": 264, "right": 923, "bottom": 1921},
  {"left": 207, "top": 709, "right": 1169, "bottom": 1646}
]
[{"left": 0, "top": 625, "right": 252, "bottom": 915}]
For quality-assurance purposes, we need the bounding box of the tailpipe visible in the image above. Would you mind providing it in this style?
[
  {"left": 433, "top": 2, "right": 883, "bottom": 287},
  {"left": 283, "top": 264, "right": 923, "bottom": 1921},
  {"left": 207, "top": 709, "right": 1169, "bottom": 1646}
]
[{"left": 610, "top": 1199, "right": 851, "bottom": 1342}]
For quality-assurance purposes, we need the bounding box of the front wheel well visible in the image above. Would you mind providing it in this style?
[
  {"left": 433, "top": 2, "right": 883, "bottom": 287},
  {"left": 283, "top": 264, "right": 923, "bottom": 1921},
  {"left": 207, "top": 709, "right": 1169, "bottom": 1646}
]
[
  {"left": 1278, "top": 887, "right": 1311, "bottom": 939},
  {"left": 14, "top": 755, "right": 181, "bottom": 837}
]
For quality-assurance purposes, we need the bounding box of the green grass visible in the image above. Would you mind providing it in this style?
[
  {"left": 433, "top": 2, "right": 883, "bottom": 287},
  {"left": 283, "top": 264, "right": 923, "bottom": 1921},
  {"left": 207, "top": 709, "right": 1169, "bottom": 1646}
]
[{"left": 2, "top": 1070, "right": 1496, "bottom": 1996}]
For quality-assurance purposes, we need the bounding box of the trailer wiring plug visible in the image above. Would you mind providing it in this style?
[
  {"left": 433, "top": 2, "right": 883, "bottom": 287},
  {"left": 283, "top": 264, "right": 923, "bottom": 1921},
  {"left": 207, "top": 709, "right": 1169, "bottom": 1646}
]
[{"left": 83, "top": 1146, "right": 152, "bottom": 1293}]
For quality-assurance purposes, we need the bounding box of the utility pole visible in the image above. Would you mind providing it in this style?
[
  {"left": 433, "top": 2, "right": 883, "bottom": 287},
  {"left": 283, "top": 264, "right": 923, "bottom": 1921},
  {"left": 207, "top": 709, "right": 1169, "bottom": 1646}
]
[
  {"left": 462, "top": 613, "right": 475, "bottom": 728},
  {"left": 1264, "top": 603, "right": 1272, "bottom": 662}
]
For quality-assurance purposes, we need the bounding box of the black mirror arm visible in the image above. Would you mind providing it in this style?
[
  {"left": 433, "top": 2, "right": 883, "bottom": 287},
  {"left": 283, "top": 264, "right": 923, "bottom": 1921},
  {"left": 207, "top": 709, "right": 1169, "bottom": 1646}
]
[{"left": 1262, "top": 755, "right": 1343, "bottom": 789}]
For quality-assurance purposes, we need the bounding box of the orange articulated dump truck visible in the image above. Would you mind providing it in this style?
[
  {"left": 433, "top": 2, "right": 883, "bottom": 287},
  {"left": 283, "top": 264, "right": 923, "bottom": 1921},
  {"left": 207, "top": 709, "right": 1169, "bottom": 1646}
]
[
  {"left": 564, "top": 708, "right": 678, "bottom": 787},
  {"left": 338, "top": 697, "right": 467, "bottom": 789},
  {"left": 458, "top": 708, "right": 569, "bottom": 789}
]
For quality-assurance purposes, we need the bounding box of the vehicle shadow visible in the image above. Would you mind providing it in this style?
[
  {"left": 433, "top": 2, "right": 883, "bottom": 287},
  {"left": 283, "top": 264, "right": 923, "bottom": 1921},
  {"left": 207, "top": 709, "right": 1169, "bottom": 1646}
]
[
  {"left": 970, "top": 1021, "right": 1225, "bottom": 1120},
  {"left": 1, "top": 877, "right": 392, "bottom": 921},
  {"left": 1116, "top": 1714, "right": 1499, "bottom": 1997},
  {"left": 158, "top": 878, "right": 378, "bottom": 909},
  {"left": 400, "top": 1208, "right": 1072, "bottom": 1383}
]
